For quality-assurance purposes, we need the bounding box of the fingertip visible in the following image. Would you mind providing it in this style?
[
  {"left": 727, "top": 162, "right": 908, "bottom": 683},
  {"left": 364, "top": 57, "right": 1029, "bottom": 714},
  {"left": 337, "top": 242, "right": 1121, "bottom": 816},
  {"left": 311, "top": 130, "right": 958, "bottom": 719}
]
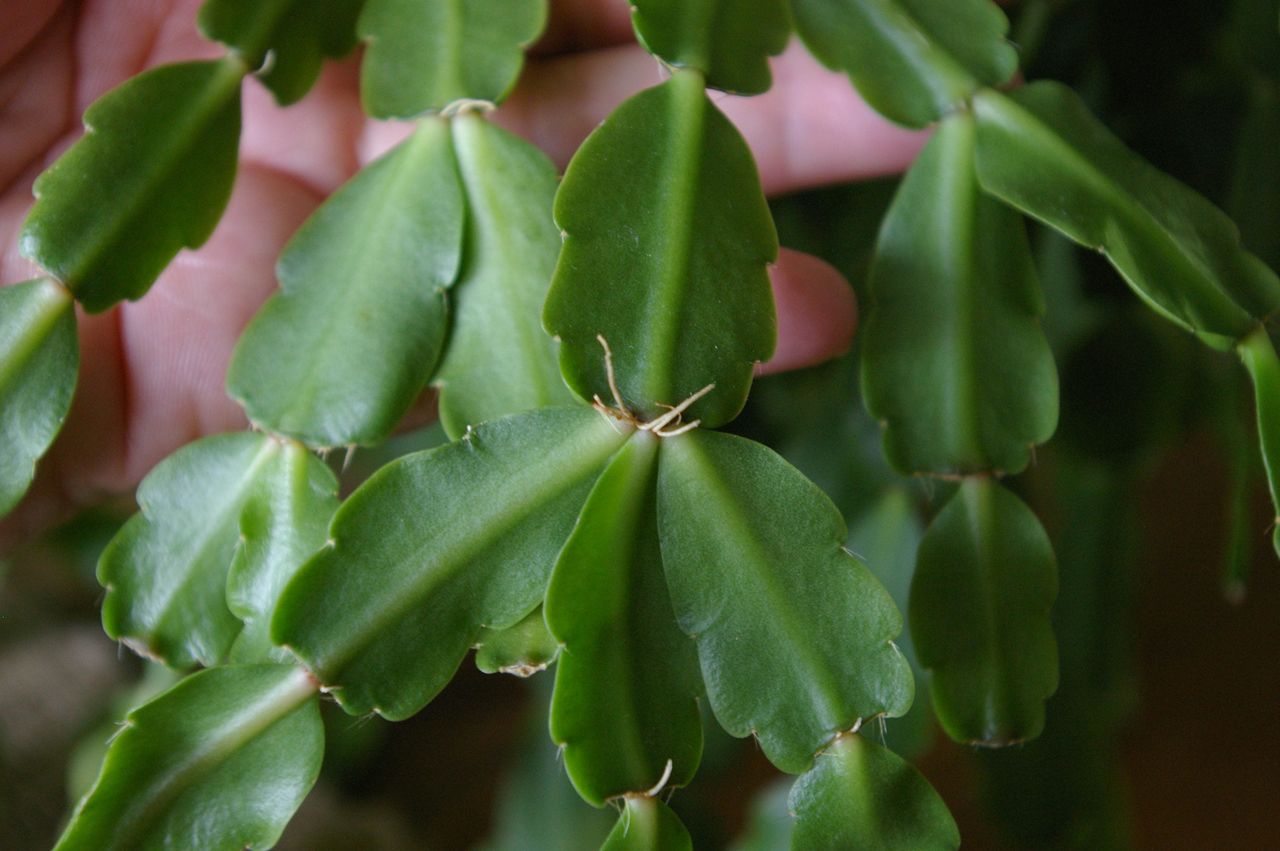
[{"left": 759, "top": 247, "right": 856, "bottom": 376}]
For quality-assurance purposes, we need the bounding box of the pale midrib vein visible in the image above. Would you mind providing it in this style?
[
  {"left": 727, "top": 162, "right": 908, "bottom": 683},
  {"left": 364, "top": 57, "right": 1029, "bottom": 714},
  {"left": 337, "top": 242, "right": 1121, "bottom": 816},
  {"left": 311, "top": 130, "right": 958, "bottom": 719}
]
[
  {"left": 230, "top": 0, "right": 295, "bottom": 63},
  {"left": 140, "top": 440, "right": 279, "bottom": 650},
  {"left": 977, "top": 92, "right": 1235, "bottom": 322},
  {"left": 273, "top": 123, "right": 453, "bottom": 434},
  {"left": 643, "top": 72, "right": 706, "bottom": 406},
  {"left": 945, "top": 124, "right": 986, "bottom": 468},
  {"left": 963, "top": 483, "right": 1012, "bottom": 730},
  {"left": 437, "top": 0, "right": 465, "bottom": 100},
  {"left": 61, "top": 57, "right": 244, "bottom": 288},
  {"left": 0, "top": 280, "right": 69, "bottom": 392},
  {"left": 679, "top": 441, "right": 852, "bottom": 741},
  {"left": 861, "top": 0, "right": 983, "bottom": 103},
  {"left": 451, "top": 118, "right": 558, "bottom": 406},
  {"left": 109, "top": 668, "right": 316, "bottom": 848},
  {"left": 321, "top": 422, "right": 628, "bottom": 674}
]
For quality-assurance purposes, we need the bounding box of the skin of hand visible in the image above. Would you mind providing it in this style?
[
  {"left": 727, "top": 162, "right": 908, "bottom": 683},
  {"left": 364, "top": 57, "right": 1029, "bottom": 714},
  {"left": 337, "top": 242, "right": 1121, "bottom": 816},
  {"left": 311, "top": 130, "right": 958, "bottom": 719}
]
[{"left": 0, "top": 0, "right": 926, "bottom": 550}]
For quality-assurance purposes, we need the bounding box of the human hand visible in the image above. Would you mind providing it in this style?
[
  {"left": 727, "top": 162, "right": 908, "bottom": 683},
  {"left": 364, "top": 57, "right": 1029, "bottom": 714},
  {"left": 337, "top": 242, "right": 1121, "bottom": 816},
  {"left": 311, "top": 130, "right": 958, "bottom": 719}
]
[{"left": 0, "top": 0, "right": 925, "bottom": 548}]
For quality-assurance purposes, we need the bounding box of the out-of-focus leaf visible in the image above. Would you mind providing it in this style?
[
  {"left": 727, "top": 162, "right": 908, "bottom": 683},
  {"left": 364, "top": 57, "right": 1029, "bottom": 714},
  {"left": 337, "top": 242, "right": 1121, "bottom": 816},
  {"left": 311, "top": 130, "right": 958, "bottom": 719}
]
[
  {"left": 974, "top": 458, "right": 1138, "bottom": 850},
  {"left": 600, "top": 797, "right": 693, "bottom": 851},
  {"left": 1224, "top": 0, "right": 1280, "bottom": 79},
  {"left": 227, "top": 441, "right": 339, "bottom": 664},
  {"left": 55, "top": 665, "right": 321, "bottom": 851},
  {"left": 272, "top": 407, "right": 630, "bottom": 719},
  {"left": 848, "top": 488, "right": 933, "bottom": 759},
  {"left": 657, "top": 430, "right": 912, "bottom": 774},
  {"left": 434, "top": 113, "right": 572, "bottom": 439},
  {"left": 198, "top": 0, "right": 364, "bottom": 104},
  {"left": 972, "top": 82, "right": 1280, "bottom": 343},
  {"left": 1238, "top": 326, "right": 1280, "bottom": 557},
  {"left": 631, "top": 0, "right": 789, "bottom": 95},
  {"left": 1227, "top": 81, "right": 1280, "bottom": 272},
  {"left": 546, "top": 434, "right": 702, "bottom": 805},
  {"left": 545, "top": 71, "right": 776, "bottom": 429},
  {"left": 474, "top": 607, "right": 558, "bottom": 676},
  {"left": 862, "top": 114, "right": 1058, "bottom": 476},
  {"left": 358, "top": 0, "right": 546, "bottom": 118},
  {"left": 20, "top": 59, "right": 243, "bottom": 312},
  {"left": 99, "top": 433, "right": 281, "bottom": 668},
  {"left": 728, "top": 779, "right": 792, "bottom": 851},
  {"left": 0, "top": 278, "right": 77, "bottom": 517},
  {"left": 227, "top": 120, "right": 463, "bottom": 448},
  {"left": 480, "top": 691, "right": 615, "bottom": 851},
  {"left": 910, "top": 479, "right": 1059, "bottom": 745},
  {"left": 789, "top": 0, "right": 1017, "bottom": 128},
  {"left": 789, "top": 733, "right": 958, "bottom": 850}
]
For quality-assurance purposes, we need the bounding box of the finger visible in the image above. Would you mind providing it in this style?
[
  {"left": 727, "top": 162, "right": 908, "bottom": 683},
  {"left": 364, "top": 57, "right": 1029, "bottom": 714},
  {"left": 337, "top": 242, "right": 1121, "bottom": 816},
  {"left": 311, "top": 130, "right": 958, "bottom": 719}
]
[
  {"left": 535, "top": 0, "right": 635, "bottom": 56},
  {"left": 0, "top": 3, "right": 73, "bottom": 193},
  {"left": 0, "top": 0, "right": 61, "bottom": 68},
  {"left": 496, "top": 41, "right": 927, "bottom": 195},
  {"left": 760, "top": 248, "right": 856, "bottom": 376}
]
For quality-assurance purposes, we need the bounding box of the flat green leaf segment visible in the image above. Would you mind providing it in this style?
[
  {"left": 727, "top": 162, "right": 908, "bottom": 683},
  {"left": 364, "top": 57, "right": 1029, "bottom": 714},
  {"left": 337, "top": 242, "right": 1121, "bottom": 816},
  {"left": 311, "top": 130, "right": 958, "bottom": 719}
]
[
  {"left": 20, "top": 58, "right": 244, "bottom": 313},
  {"left": 0, "top": 278, "right": 77, "bottom": 517},
  {"left": 973, "top": 83, "right": 1280, "bottom": 343},
  {"left": 227, "top": 442, "right": 339, "bottom": 664},
  {"left": 601, "top": 797, "right": 693, "bottom": 851},
  {"left": 198, "top": 0, "right": 365, "bottom": 105},
  {"left": 99, "top": 433, "right": 311, "bottom": 669},
  {"left": 55, "top": 665, "right": 321, "bottom": 851},
  {"left": 545, "top": 71, "right": 777, "bottom": 429},
  {"left": 910, "top": 479, "right": 1059, "bottom": 745},
  {"left": 789, "top": 0, "right": 1016, "bottom": 128},
  {"left": 474, "top": 606, "right": 558, "bottom": 675},
  {"left": 789, "top": 733, "right": 959, "bottom": 850},
  {"left": 656, "top": 430, "right": 913, "bottom": 774},
  {"left": 359, "top": 0, "right": 547, "bottom": 118},
  {"left": 228, "top": 119, "right": 463, "bottom": 448},
  {"left": 547, "top": 434, "right": 703, "bottom": 806},
  {"left": 434, "top": 114, "right": 573, "bottom": 439},
  {"left": 861, "top": 114, "right": 1058, "bottom": 476},
  {"left": 272, "top": 407, "right": 631, "bottom": 719},
  {"left": 1238, "top": 327, "right": 1280, "bottom": 557},
  {"left": 631, "top": 0, "right": 789, "bottom": 95}
]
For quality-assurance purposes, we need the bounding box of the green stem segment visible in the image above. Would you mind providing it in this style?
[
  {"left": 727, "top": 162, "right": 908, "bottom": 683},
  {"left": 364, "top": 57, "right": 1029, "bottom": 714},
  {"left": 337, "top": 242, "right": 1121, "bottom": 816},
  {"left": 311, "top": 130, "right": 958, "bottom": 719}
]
[{"left": 1238, "top": 325, "right": 1280, "bottom": 556}]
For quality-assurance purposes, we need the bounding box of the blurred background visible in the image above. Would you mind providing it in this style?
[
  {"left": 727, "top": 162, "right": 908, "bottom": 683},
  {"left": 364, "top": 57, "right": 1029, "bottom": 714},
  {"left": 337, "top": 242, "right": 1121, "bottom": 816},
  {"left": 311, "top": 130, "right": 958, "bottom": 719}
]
[{"left": 2, "top": 0, "right": 1278, "bottom": 847}]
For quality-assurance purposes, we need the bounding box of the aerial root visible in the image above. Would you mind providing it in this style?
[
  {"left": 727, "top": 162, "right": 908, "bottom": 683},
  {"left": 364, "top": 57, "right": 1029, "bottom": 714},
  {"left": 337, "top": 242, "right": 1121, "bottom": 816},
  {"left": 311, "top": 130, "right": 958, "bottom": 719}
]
[{"left": 592, "top": 334, "right": 714, "bottom": 437}]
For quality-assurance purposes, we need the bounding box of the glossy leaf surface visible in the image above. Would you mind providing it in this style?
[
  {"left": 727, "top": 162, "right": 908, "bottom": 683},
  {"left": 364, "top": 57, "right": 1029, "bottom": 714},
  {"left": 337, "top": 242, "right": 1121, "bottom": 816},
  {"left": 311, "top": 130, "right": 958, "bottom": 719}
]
[
  {"left": 99, "top": 433, "right": 283, "bottom": 668},
  {"left": 1239, "top": 327, "right": 1280, "bottom": 557},
  {"left": 789, "top": 0, "right": 1017, "bottom": 128},
  {"left": 227, "top": 120, "right": 463, "bottom": 448},
  {"left": 434, "top": 114, "right": 572, "bottom": 439},
  {"left": 0, "top": 278, "right": 77, "bottom": 517},
  {"left": 631, "top": 0, "right": 789, "bottom": 95},
  {"left": 227, "top": 441, "right": 339, "bottom": 664},
  {"left": 600, "top": 797, "right": 693, "bottom": 851},
  {"left": 55, "top": 665, "right": 321, "bottom": 851},
  {"left": 359, "top": 0, "right": 546, "bottom": 118},
  {"left": 973, "top": 83, "right": 1280, "bottom": 343},
  {"left": 20, "top": 59, "right": 243, "bottom": 312},
  {"left": 547, "top": 434, "right": 702, "bottom": 805},
  {"left": 272, "top": 407, "right": 631, "bottom": 719},
  {"left": 910, "top": 479, "right": 1059, "bottom": 745},
  {"left": 861, "top": 114, "right": 1058, "bottom": 476},
  {"left": 789, "top": 733, "right": 959, "bottom": 850},
  {"left": 545, "top": 71, "right": 776, "bottom": 429},
  {"left": 474, "top": 606, "right": 558, "bottom": 676},
  {"left": 198, "top": 0, "right": 364, "bottom": 104},
  {"left": 657, "top": 430, "right": 913, "bottom": 773}
]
